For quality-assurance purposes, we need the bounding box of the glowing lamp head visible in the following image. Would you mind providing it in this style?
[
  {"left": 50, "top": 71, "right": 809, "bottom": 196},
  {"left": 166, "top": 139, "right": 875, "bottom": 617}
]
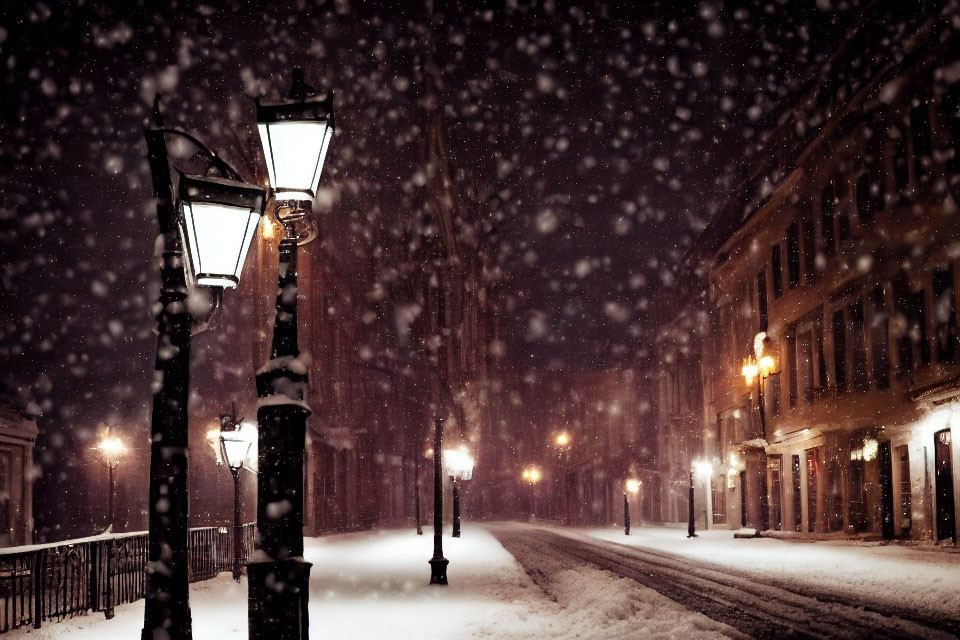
[
  {"left": 625, "top": 478, "right": 641, "bottom": 494},
  {"left": 443, "top": 447, "right": 475, "bottom": 481},
  {"left": 96, "top": 435, "right": 126, "bottom": 467},
  {"left": 256, "top": 73, "right": 335, "bottom": 204},
  {"left": 522, "top": 466, "right": 542, "bottom": 484},
  {"left": 742, "top": 359, "right": 759, "bottom": 385},
  {"left": 177, "top": 172, "right": 266, "bottom": 289},
  {"left": 556, "top": 432, "right": 570, "bottom": 447},
  {"left": 759, "top": 355, "right": 775, "bottom": 376},
  {"left": 693, "top": 460, "right": 713, "bottom": 479}
]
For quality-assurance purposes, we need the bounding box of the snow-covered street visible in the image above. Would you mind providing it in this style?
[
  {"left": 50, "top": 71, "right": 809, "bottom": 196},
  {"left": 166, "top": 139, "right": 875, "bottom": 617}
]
[{"left": 13, "top": 523, "right": 960, "bottom": 638}]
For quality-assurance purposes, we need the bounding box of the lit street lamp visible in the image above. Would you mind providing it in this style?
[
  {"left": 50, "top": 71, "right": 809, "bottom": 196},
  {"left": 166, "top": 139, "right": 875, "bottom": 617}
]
[
  {"left": 624, "top": 478, "right": 640, "bottom": 536},
  {"left": 443, "top": 447, "right": 475, "bottom": 538},
  {"left": 206, "top": 405, "right": 256, "bottom": 582},
  {"left": 250, "top": 68, "right": 335, "bottom": 640},
  {"left": 522, "top": 466, "right": 542, "bottom": 521},
  {"left": 94, "top": 432, "right": 126, "bottom": 532},
  {"left": 741, "top": 331, "right": 777, "bottom": 532},
  {"left": 554, "top": 433, "right": 572, "bottom": 524},
  {"left": 142, "top": 96, "right": 266, "bottom": 640},
  {"left": 689, "top": 460, "right": 713, "bottom": 538}
]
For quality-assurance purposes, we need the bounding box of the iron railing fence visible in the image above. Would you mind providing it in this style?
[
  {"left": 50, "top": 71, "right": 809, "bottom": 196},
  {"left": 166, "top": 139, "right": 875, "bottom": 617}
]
[{"left": 0, "top": 523, "right": 256, "bottom": 634}]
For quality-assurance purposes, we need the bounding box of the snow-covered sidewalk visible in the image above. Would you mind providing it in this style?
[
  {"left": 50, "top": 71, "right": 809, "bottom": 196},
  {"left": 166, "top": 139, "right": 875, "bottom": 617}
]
[
  {"left": 575, "top": 525, "right": 960, "bottom": 620},
  {"left": 13, "top": 524, "right": 736, "bottom": 639}
]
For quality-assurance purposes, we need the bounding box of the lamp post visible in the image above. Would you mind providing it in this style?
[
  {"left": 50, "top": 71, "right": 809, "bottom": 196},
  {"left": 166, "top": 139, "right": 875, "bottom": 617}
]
[
  {"left": 741, "top": 331, "right": 776, "bottom": 533},
  {"left": 443, "top": 447, "right": 475, "bottom": 538},
  {"left": 522, "top": 466, "right": 542, "bottom": 521},
  {"left": 94, "top": 432, "right": 126, "bottom": 532},
  {"left": 429, "top": 417, "right": 449, "bottom": 585},
  {"left": 689, "top": 460, "right": 713, "bottom": 538},
  {"left": 142, "top": 98, "right": 266, "bottom": 640},
  {"left": 250, "top": 69, "right": 335, "bottom": 640},
  {"left": 206, "top": 405, "right": 256, "bottom": 582},
  {"left": 554, "top": 433, "right": 572, "bottom": 525},
  {"left": 624, "top": 478, "right": 640, "bottom": 536}
]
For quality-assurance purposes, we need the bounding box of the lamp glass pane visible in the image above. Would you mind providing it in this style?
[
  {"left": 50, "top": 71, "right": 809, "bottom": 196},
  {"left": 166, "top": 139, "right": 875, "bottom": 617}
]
[
  {"left": 258, "top": 120, "right": 331, "bottom": 197},
  {"left": 182, "top": 201, "right": 259, "bottom": 288},
  {"left": 233, "top": 210, "right": 261, "bottom": 281},
  {"left": 221, "top": 433, "right": 252, "bottom": 469}
]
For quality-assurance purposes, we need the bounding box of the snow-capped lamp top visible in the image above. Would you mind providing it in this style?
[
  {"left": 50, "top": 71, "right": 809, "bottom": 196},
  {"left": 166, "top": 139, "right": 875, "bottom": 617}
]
[
  {"left": 256, "top": 68, "right": 336, "bottom": 204},
  {"left": 177, "top": 172, "right": 266, "bottom": 290}
]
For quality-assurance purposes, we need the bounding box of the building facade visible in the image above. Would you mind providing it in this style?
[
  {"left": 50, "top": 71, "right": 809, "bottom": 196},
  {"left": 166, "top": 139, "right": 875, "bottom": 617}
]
[{"left": 693, "top": 1, "right": 960, "bottom": 540}]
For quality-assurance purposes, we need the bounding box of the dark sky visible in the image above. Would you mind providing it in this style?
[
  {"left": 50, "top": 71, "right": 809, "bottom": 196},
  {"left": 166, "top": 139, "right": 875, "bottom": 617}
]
[{"left": 0, "top": 0, "right": 856, "bottom": 534}]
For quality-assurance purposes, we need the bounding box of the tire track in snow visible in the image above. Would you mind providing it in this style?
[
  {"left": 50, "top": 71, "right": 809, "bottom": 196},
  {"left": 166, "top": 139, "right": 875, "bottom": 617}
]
[{"left": 486, "top": 524, "right": 955, "bottom": 640}]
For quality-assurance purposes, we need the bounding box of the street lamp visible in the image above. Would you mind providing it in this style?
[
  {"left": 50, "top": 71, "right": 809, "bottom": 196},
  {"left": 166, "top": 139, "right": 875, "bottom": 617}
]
[
  {"left": 429, "top": 417, "right": 449, "bottom": 585},
  {"left": 624, "top": 478, "right": 640, "bottom": 536},
  {"left": 250, "top": 68, "right": 335, "bottom": 640},
  {"left": 553, "top": 432, "right": 572, "bottom": 525},
  {"left": 741, "top": 331, "right": 776, "bottom": 532},
  {"left": 522, "top": 466, "right": 542, "bottom": 521},
  {"left": 142, "top": 97, "right": 266, "bottom": 640},
  {"left": 206, "top": 405, "right": 256, "bottom": 582},
  {"left": 94, "top": 432, "right": 126, "bottom": 532},
  {"left": 443, "top": 447, "right": 475, "bottom": 538},
  {"left": 689, "top": 460, "right": 713, "bottom": 538}
]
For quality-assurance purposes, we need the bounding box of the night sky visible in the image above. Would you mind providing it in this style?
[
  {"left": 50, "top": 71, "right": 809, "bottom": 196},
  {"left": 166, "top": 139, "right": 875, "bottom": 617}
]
[{"left": 0, "top": 0, "right": 856, "bottom": 537}]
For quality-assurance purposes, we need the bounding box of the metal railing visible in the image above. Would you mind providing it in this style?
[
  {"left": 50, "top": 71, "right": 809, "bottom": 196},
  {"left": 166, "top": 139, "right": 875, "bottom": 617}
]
[{"left": 0, "top": 524, "right": 256, "bottom": 633}]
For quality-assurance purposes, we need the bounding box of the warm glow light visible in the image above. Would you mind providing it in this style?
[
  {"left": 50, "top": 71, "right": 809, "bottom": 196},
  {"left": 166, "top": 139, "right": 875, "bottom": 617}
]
[
  {"left": 759, "top": 355, "right": 775, "bottom": 376},
  {"left": 742, "top": 358, "right": 759, "bottom": 385},
  {"left": 693, "top": 460, "right": 713, "bottom": 478},
  {"left": 625, "top": 478, "right": 641, "bottom": 494},
  {"left": 96, "top": 435, "right": 126, "bottom": 467},
  {"left": 556, "top": 432, "right": 570, "bottom": 447},
  {"left": 443, "top": 448, "right": 475, "bottom": 480},
  {"left": 522, "top": 466, "right": 542, "bottom": 484}
]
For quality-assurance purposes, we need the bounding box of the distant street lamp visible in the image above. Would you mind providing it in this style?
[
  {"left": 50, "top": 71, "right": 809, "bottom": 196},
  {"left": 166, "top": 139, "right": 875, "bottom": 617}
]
[
  {"left": 206, "top": 405, "right": 256, "bottom": 582},
  {"left": 553, "top": 433, "right": 572, "bottom": 525},
  {"left": 429, "top": 417, "right": 449, "bottom": 585},
  {"left": 142, "top": 99, "right": 266, "bottom": 640},
  {"left": 94, "top": 432, "right": 126, "bottom": 532},
  {"left": 249, "top": 69, "right": 335, "bottom": 640},
  {"left": 522, "top": 466, "right": 542, "bottom": 521},
  {"left": 624, "top": 478, "right": 641, "bottom": 536},
  {"left": 443, "top": 447, "right": 475, "bottom": 538},
  {"left": 689, "top": 460, "right": 713, "bottom": 538}
]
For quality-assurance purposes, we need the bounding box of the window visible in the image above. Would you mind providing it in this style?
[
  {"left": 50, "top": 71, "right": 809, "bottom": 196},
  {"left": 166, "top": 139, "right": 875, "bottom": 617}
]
[
  {"left": 792, "top": 454, "right": 802, "bottom": 532},
  {"left": 897, "top": 444, "right": 912, "bottom": 535},
  {"left": 849, "top": 300, "right": 869, "bottom": 392},
  {"left": 870, "top": 286, "right": 890, "bottom": 390},
  {"left": 802, "top": 215, "right": 816, "bottom": 281},
  {"left": 910, "top": 102, "right": 932, "bottom": 181},
  {"left": 895, "top": 281, "right": 930, "bottom": 375},
  {"left": 933, "top": 268, "right": 959, "bottom": 364},
  {"left": 837, "top": 180, "right": 851, "bottom": 241},
  {"left": 798, "top": 330, "right": 814, "bottom": 403},
  {"left": 820, "top": 182, "right": 836, "bottom": 256},
  {"left": 833, "top": 309, "right": 847, "bottom": 392},
  {"left": 757, "top": 271, "right": 768, "bottom": 332},
  {"left": 856, "top": 171, "right": 882, "bottom": 222},
  {"left": 787, "top": 221, "right": 801, "bottom": 289},
  {"left": 771, "top": 245, "right": 783, "bottom": 299},
  {"left": 787, "top": 331, "right": 798, "bottom": 408},
  {"left": 767, "top": 371, "right": 781, "bottom": 418},
  {"left": 815, "top": 319, "right": 828, "bottom": 392}
]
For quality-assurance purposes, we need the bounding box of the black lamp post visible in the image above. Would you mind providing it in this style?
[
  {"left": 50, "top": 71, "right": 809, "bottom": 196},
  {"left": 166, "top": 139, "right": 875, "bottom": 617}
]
[
  {"left": 248, "top": 69, "right": 335, "bottom": 640},
  {"left": 687, "top": 469, "right": 697, "bottom": 538},
  {"left": 429, "top": 417, "right": 449, "bottom": 585},
  {"left": 94, "top": 431, "right": 126, "bottom": 532},
  {"left": 207, "top": 405, "right": 256, "bottom": 582},
  {"left": 142, "top": 99, "right": 266, "bottom": 640}
]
